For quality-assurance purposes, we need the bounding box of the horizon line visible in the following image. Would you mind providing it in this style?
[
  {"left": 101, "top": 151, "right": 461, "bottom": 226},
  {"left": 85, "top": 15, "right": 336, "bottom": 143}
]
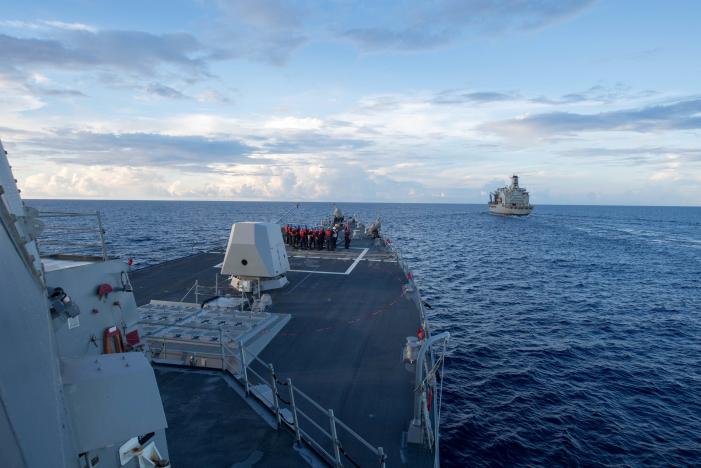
[{"left": 23, "top": 197, "right": 701, "bottom": 208}]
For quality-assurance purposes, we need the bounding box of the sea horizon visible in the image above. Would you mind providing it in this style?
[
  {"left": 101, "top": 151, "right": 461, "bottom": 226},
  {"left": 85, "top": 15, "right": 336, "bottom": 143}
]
[{"left": 23, "top": 197, "right": 701, "bottom": 208}]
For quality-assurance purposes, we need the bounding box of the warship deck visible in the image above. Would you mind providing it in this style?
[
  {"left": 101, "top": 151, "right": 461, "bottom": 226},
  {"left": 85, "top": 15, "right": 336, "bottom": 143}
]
[{"left": 132, "top": 238, "right": 431, "bottom": 467}]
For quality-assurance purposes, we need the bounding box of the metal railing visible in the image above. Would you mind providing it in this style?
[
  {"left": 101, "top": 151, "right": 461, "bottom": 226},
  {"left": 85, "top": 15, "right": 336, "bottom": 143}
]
[
  {"left": 148, "top": 331, "right": 386, "bottom": 467},
  {"left": 36, "top": 210, "right": 108, "bottom": 260},
  {"left": 383, "top": 234, "right": 449, "bottom": 466},
  {"left": 179, "top": 275, "right": 240, "bottom": 304}
]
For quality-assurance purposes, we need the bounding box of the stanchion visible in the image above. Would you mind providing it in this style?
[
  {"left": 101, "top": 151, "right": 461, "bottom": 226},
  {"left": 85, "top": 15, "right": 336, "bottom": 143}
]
[
  {"left": 239, "top": 340, "right": 250, "bottom": 395},
  {"left": 328, "top": 409, "right": 342, "bottom": 467},
  {"left": 288, "top": 378, "right": 301, "bottom": 443},
  {"left": 269, "top": 363, "right": 282, "bottom": 426}
]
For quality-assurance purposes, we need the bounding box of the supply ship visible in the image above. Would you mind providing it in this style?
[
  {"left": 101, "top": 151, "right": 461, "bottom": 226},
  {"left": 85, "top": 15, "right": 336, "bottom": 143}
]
[
  {"left": 0, "top": 139, "right": 449, "bottom": 468},
  {"left": 488, "top": 174, "right": 534, "bottom": 216}
]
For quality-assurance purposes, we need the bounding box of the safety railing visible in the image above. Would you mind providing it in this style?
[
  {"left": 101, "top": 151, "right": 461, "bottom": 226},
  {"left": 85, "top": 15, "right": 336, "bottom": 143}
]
[
  {"left": 36, "top": 210, "right": 108, "bottom": 260},
  {"left": 148, "top": 329, "right": 386, "bottom": 467},
  {"left": 382, "top": 234, "right": 449, "bottom": 466},
  {"left": 179, "top": 275, "right": 240, "bottom": 304}
]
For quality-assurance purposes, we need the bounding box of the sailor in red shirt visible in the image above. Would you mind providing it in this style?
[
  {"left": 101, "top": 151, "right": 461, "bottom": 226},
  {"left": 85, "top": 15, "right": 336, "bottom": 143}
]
[{"left": 300, "top": 227, "right": 307, "bottom": 250}]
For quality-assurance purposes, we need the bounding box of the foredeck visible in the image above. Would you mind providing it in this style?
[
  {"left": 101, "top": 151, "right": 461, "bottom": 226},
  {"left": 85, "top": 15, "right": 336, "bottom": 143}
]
[{"left": 132, "top": 238, "right": 431, "bottom": 466}]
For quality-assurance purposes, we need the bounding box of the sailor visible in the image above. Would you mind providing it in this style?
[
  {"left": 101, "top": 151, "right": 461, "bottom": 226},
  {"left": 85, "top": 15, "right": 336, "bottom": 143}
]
[
  {"left": 318, "top": 228, "right": 325, "bottom": 250},
  {"left": 326, "top": 227, "right": 332, "bottom": 250},
  {"left": 300, "top": 227, "right": 307, "bottom": 250},
  {"left": 307, "top": 227, "right": 313, "bottom": 250},
  {"left": 331, "top": 227, "right": 338, "bottom": 251},
  {"left": 344, "top": 226, "right": 351, "bottom": 249}
]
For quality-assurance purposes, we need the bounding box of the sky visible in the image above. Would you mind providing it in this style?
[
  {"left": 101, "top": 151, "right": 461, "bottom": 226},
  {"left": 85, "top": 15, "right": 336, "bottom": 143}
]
[{"left": 1, "top": 0, "right": 700, "bottom": 205}]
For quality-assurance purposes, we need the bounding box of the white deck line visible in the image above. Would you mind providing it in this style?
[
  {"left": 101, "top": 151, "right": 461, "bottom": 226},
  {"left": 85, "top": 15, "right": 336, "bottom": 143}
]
[
  {"left": 288, "top": 247, "right": 369, "bottom": 276},
  {"left": 214, "top": 248, "right": 370, "bottom": 275},
  {"left": 287, "top": 269, "right": 346, "bottom": 275},
  {"left": 343, "top": 248, "right": 368, "bottom": 275}
]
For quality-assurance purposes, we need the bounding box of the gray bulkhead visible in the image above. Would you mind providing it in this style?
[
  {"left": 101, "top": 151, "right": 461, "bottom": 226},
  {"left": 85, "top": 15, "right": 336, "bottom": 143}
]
[{"left": 1, "top": 139, "right": 168, "bottom": 468}]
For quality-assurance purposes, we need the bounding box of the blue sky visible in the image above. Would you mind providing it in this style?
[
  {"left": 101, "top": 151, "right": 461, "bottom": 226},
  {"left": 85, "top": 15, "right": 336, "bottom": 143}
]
[{"left": 1, "top": 0, "right": 700, "bottom": 204}]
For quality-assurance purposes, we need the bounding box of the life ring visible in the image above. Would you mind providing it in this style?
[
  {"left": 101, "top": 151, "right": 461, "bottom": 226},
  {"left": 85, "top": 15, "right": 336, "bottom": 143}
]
[{"left": 103, "top": 326, "right": 124, "bottom": 354}]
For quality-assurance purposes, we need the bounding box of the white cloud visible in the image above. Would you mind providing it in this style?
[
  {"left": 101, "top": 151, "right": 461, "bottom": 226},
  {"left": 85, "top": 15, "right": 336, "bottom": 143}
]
[
  {"left": 42, "top": 20, "right": 97, "bottom": 32},
  {"left": 264, "top": 117, "right": 323, "bottom": 131}
]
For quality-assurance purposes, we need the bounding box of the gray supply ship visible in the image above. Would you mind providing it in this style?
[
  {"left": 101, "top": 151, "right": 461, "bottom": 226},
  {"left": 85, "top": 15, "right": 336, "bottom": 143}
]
[
  {"left": 0, "top": 139, "right": 449, "bottom": 468},
  {"left": 488, "top": 175, "right": 534, "bottom": 216}
]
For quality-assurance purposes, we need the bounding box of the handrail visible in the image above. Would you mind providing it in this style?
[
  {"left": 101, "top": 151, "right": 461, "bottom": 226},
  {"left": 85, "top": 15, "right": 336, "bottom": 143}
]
[
  {"left": 154, "top": 327, "right": 386, "bottom": 466},
  {"left": 383, "top": 233, "right": 449, "bottom": 466},
  {"left": 37, "top": 210, "right": 108, "bottom": 260}
]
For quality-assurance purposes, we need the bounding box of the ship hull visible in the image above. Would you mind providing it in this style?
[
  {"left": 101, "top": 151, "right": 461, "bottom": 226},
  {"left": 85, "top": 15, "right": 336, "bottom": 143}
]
[{"left": 488, "top": 204, "right": 533, "bottom": 216}]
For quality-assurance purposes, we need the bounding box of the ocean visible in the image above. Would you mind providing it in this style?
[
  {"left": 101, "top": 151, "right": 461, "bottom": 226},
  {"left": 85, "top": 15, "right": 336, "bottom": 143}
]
[{"left": 30, "top": 200, "right": 701, "bottom": 466}]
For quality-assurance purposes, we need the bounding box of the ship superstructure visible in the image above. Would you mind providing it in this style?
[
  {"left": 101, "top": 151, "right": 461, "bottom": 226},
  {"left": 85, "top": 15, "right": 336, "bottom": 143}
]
[
  {"left": 0, "top": 138, "right": 449, "bottom": 467},
  {"left": 488, "top": 174, "right": 534, "bottom": 216}
]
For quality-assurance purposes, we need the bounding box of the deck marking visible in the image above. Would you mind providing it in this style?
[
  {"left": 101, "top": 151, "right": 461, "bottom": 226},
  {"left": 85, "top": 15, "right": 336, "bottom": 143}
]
[
  {"left": 284, "top": 271, "right": 315, "bottom": 294},
  {"left": 288, "top": 248, "right": 369, "bottom": 275},
  {"left": 288, "top": 269, "right": 346, "bottom": 275},
  {"left": 344, "top": 248, "right": 369, "bottom": 275}
]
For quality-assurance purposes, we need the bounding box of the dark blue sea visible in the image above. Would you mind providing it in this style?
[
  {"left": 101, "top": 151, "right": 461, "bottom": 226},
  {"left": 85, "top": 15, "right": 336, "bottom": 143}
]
[{"left": 30, "top": 200, "right": 701, "bottom": 466}]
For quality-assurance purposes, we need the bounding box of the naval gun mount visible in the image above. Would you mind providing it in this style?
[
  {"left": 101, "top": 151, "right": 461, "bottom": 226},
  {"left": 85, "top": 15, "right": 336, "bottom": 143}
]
[{"left": 221, "top": 221, "right": 290, "bottom": 295}]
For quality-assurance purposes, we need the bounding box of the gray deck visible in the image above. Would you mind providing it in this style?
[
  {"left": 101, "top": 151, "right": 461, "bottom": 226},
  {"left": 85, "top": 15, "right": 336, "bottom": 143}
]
[
  {"left": 154, "top": 367, "right": 307, "bottom": 467},
  {"left": 132, "top": 239, "right": 432, "bottom": 466}
]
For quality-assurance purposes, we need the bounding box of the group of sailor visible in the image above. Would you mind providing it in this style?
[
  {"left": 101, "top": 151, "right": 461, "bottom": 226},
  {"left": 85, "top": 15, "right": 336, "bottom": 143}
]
[{"left": 283, "top": 224, "right": 352, "bottom": 250}]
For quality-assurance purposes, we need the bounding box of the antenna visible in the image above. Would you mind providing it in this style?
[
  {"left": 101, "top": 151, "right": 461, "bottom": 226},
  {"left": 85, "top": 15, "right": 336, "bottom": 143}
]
[{"left": 273, "top": 202, "right": 300, "bottom": 225}]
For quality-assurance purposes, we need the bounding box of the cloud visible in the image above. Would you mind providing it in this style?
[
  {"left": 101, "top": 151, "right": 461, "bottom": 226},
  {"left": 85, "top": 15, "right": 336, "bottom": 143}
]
[
  {"left": 41, "top": 20, "right": 97, "bottom": 33},
  {"left": 145, "top": 83, "right": 187, "bottom": 99},
  {"left": 209, "top": 0, "right": 308, "bottom": 65},
  {"left": 432, "top": 90, "right": 515, "bottom": 105},
  {"left": 529, "top": 83, "right": 655, "bottom": 105},
  {"left": 340, "top": 0, "right": 595, "bottom": 51},
  {"left": 485, "top": 98, "right": 701, "bottom": 136},
  {"left": 341, "top": 27, "right": 453, "bottom": 52},
  {"left": 0, "top": 19, "right": 97, "bottom": 33},
  {"left": 563, "top": 146, "right": 701, "bottom": 165},
  {"left": 0, "top": 30, "right": 209, "bottom": 78},
  {"left": 22, "top": 165, "right": 170, "bottom": 199},
  {"left": 224, "top": 0, "right": 305, "bottom": 29},
  {"left": 18, "top": 131, "right": 255, "bottom": 167},
  {"left": 260, "top": 132, "right": 372, "bottom": 154}
]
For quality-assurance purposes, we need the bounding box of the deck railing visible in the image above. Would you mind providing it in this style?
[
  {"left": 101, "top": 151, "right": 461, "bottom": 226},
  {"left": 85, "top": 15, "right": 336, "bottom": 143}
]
[
  {"left": 36, "top": 210, "right": 108, "bottom": 260},
  {"left": 383, "top": 234, "right": 449, "bottom": 467},
  {"left": 179, "top": 275, "right": 240, "bottom": 304},
  {"left": 148, "top": 330, "right": 386, "bottom": 467}
]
